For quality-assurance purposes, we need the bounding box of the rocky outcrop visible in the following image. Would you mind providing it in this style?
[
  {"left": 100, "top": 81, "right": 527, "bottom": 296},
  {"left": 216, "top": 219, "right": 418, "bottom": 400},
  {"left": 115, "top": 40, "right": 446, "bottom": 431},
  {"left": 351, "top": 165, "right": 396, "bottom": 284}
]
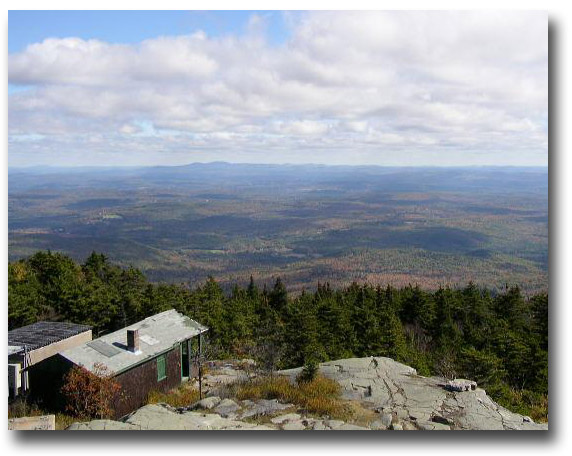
[
  {"left": 66, "top": 398, "right": 365, "bottom": 431},
  {"left": 278, "top": 357, "right": 548, "bottom": 431},
  {"left": 67, "top": 403, "right": 274, "bottom": 430},
  {"left": 66, "top": 356, "right": 548, "bottom": 431}
]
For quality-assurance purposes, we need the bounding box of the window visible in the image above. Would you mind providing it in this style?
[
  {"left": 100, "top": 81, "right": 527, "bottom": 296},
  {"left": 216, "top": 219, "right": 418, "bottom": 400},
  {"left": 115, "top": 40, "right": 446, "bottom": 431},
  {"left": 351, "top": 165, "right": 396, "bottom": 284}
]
[
  {"left": 157, "top": 354, "right": 167, "bottom": 381},
  {"left": 191, "top": 337, "right": 199, "bottom": 357}
]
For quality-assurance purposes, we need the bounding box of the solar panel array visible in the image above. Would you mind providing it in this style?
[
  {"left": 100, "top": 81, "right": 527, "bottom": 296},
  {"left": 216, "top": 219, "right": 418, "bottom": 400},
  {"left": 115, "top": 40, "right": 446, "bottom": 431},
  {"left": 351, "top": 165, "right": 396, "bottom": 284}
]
[{"left": 8, "top": 321, "right": 92, "bottom": 351}]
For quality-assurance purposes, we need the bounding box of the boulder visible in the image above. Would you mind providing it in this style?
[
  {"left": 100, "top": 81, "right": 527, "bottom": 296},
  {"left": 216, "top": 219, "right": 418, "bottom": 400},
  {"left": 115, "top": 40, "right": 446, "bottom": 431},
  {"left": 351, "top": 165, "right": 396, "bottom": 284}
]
[
  {"left": 192, "top": 396, "right": 221, "bottom": 410},
  {"left": 380, "top": 413, "right": 393, "bottom": 428},
  {"left": 240, "top": 399, "right": 293, "bottom": 419},
  {"left": 445, "top": 379, "right": 477, "bottom": 392},
  {"left": 214, "top": 398, "right": 240, "bottom": 418}
]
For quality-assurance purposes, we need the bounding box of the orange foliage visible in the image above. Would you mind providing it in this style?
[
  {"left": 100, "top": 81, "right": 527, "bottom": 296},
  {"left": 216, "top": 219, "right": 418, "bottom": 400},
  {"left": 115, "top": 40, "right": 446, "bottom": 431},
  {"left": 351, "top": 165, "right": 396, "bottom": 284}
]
[{"left": 61, "top": 362, "right": 122, "bottom": 419}]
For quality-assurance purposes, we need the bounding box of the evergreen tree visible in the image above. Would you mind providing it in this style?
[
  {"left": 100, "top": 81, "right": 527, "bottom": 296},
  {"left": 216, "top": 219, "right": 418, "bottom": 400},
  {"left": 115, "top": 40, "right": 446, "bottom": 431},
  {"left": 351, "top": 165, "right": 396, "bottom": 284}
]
[
  {"left": 459, "top": 347, "right": 505, "bottom": 388},
  {"left": 268, "top": 277, "right": 288, "bottom": 316},
  {"left": 530, "top": 293, "right": 548, "bottom": 350},
  {"left": 196, "top": 277, "right": 225, "bottom": 341},
  {"left": 247, "top": 275, "right": 259, "bottom": 300},
  {"left": 494, "top": 285, "right": 527, "bottom": 330},
  {"left": 378, "top": 298, "right": 408, "bottom": 362}
]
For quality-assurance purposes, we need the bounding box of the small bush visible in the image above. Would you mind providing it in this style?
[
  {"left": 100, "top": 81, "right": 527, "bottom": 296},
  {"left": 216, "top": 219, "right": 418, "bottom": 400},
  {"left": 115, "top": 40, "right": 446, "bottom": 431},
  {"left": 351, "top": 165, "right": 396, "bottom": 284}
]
[
  {"left": 296, "top": 359, "right": 319, "bottom": 384},
  {"left": 61, "top": 362, "right": 122, "bottom": 419}
]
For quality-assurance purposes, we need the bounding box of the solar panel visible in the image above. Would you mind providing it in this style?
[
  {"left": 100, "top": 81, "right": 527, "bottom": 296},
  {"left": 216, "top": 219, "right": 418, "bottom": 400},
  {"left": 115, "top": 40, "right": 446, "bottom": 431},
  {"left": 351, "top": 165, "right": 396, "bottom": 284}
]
[{"left": 87, "top": 340, "right": 121, "bottom": 357}]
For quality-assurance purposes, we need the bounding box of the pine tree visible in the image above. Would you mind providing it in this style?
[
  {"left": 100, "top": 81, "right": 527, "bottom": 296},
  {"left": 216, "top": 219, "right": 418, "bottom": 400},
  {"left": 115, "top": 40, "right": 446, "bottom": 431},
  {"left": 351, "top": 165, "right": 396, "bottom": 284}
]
[
  {"left": 378, "top": 295, "right": 408, "bottom": 362},
  {"left": 268, "top": 277, "right": 288, "bottom": 316},
  {"left": 196, "top": 277, "right": 225, "bottom": 341}
]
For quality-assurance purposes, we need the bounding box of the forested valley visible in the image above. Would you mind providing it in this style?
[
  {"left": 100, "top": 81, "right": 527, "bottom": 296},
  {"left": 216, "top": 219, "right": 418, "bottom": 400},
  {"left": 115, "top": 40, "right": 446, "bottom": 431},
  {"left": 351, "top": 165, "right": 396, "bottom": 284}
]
[
  {"left": 9, "top": 165, "right": 548, "bottom": 295},
  {"left": 8, "top": 251, "right": 548, "bottom": 421}
]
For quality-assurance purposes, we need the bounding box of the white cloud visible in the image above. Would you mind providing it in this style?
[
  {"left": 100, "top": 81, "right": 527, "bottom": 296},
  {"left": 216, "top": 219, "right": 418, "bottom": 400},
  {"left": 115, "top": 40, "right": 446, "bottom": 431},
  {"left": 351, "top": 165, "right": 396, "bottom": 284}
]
[
  {"left": 8, "top": 11, "right": 548, "bottom": 166},
  {"left": 273, "top": 120, "right": 330, "bottom": 135}
]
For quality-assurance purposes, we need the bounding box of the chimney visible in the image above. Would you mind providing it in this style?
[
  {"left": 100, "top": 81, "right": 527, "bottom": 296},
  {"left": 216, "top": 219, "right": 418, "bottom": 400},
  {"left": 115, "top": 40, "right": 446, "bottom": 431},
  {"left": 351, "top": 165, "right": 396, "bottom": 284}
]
[{"left": 127, "top": 329, "right": 140, "bottom": 353}]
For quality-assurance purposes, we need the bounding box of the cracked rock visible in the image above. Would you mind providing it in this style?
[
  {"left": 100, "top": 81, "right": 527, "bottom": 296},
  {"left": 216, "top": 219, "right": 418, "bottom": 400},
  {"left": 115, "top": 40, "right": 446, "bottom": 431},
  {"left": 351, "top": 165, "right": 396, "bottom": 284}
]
[{"left": 278, "top": 357, "right": 548, "bottom": 431}]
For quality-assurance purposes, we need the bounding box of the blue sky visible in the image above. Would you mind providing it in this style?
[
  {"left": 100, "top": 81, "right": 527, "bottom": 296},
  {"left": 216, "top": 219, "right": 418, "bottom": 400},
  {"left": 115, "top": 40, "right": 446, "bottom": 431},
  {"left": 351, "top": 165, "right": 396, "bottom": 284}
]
[
  {"left": 8, "top": 10, "right": 548, "bottom": 167},
  {"left": 9, "top": 10, "right": 291, "bottom": 53}
]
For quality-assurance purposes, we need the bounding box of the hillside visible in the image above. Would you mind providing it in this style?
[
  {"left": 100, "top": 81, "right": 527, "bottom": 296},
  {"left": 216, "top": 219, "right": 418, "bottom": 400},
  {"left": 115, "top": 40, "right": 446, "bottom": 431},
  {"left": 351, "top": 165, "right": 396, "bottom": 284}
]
[{"left": 67, "top": 357, "right": 547, "bottom": 431}]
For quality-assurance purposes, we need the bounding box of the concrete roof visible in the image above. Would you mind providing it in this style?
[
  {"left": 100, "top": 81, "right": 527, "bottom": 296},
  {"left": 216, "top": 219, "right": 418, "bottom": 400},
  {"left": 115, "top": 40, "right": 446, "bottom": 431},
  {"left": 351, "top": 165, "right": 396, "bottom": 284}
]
[
  {"left": 8, "top": 321, "right": 92, "bottom": 354},
  {"left": 59, "top": 310, "right": 208, "bottom": 375}
]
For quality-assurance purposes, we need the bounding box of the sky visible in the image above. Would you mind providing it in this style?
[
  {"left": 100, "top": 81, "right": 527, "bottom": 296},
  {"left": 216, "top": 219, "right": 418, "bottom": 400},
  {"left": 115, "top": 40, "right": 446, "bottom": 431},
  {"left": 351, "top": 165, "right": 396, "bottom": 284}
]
[{"left": 8, "top": 10, "right": 548, "bottom": 167}]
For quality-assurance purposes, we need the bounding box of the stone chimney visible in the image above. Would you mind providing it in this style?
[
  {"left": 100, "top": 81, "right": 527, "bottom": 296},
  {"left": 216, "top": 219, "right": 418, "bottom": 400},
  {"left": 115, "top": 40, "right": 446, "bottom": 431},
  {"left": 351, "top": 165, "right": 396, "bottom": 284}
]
[{"left": 127, "top": 329, "right": 140, "bottom": 353}]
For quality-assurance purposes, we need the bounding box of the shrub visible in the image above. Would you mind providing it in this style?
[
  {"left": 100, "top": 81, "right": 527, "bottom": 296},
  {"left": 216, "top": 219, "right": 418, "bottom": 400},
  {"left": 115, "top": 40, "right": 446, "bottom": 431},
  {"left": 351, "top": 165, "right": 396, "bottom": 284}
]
[
  {"left": 296, "top": 359, "right": 319, "bottom": 384},
  {"left": 61, "top": 362, "right": 121, "bottom": 419}
]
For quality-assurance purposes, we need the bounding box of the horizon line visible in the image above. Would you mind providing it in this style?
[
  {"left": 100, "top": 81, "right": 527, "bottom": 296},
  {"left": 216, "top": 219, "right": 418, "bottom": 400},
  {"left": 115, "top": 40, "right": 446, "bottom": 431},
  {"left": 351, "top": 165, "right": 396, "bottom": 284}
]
[{"left": 7, "top": 161, "right": 549, "bottom": 171}]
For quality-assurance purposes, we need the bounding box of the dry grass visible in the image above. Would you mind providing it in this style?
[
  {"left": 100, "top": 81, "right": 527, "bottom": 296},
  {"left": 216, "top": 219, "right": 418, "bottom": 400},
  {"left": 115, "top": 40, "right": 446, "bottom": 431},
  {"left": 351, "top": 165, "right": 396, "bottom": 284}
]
[
  {"left": 344, "top": 401, "right": 379, "bottom": 428},
  {"left": 531, "top": 398, "right": 549, "bottom": 423},
  {"left": 227, "top": 374, "right": 353, "bottom": 421},
  {"left": 54, "top": 413, "right": 77, "bottom": 430},
  {"left": 146, "top": 383, "right": 201, "bottom": 408},
  {"left": 8, "top": 398, "right": 76, "bottom": 430},
  {"left": 8, "top": 398, "right": 43, "bottom": 419}
]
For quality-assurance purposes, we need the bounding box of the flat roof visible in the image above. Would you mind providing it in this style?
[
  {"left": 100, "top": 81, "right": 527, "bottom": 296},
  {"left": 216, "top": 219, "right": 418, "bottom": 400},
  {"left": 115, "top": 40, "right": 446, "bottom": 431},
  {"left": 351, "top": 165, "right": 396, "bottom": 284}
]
[
  {"left": 8, "top": 321, "right": 92, "bottom": 354},
  {"left": 59, "top": 310, "right": 208, "bottom": 375}
]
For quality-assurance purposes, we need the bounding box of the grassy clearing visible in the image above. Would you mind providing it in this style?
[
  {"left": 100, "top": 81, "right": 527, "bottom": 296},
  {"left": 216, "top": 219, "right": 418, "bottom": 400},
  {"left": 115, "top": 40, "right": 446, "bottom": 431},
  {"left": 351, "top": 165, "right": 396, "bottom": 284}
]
[
  {"left": 146, "top": 383, "right": 201, "bottom": 408},
  {"left": 224, "top": 374, "right": 353, "bottom": 421}
]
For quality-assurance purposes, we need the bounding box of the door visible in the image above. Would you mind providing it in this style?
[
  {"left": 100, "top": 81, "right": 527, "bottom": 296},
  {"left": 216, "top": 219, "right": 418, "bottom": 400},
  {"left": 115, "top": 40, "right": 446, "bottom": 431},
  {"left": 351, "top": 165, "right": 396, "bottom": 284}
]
[{"left": 181, "top": 340, "right": 190, "bottom": 378}]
